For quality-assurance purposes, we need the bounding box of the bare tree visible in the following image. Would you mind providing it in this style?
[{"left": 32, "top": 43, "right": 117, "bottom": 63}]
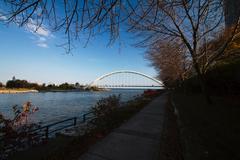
[
  {"left": 198, "top": 27, "right": 240, "bottom": 70},
  {"left": 127, "top": 0, "right": 239, "bottom": 102},
  {"left": 146, "top": 40, "right": 191, "bottom": 88}
]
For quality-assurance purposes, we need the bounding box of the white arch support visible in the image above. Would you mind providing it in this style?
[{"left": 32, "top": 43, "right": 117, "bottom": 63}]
[{"left": 88, "top": 70, "right": 164, "bottom": 88}]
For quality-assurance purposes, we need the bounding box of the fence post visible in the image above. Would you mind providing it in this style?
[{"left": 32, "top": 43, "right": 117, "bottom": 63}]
[
  {"left": 45, "top": 126, "right": 49, "bottom": 140},
  {"left": 74, "top": 117, "right": 77, "bottom": 126}
]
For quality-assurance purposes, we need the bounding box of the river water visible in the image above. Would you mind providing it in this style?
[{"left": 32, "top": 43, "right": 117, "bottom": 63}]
[{"left": 0, "top": 89, "right": 144, "bottom": 123}]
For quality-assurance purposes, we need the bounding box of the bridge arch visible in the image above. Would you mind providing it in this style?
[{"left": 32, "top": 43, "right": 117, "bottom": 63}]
[{"left": 88, "top": 70, "right": 164, "bottom": 88}]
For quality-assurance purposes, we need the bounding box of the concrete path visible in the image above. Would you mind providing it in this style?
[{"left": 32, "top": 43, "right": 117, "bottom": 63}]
[{"left": 79, "top": 94, "right": 167, "bottom": 160}]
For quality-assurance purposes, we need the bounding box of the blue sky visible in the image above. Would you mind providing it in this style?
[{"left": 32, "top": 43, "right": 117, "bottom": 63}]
[{"left": 0, "top": 20, "right": 156, "bottom": 85}]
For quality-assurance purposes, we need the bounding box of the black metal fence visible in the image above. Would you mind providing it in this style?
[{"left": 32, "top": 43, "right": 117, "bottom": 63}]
[
  {"left": 32, "top": 111, "right": 94, "bottom": 139},
  {"left": 0, "top": 111, "right": 95, "bottom": 151}
]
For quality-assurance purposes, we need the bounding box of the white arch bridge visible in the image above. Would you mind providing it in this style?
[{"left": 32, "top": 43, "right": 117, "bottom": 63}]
[{"left": 88, "top": 70, "right": 164, "bottom": 89}]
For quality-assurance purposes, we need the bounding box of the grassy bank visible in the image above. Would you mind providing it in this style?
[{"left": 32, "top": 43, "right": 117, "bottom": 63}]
[
  {"left": 8, "top": 93, "right": 161, "bottom": 160},
  {"left": 172, "top": 92, "right": 240, "bottom": 160}
]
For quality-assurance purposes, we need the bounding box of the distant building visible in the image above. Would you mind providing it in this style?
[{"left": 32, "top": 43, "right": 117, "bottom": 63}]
[
  {"left": 224, "top": 0, "right": 240, "bottom": 27},
  {"left": 12, "top": 76, "right": 16, "bottom": 81}
]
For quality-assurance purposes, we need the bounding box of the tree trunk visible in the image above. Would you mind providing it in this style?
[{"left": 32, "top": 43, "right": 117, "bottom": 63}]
[
  {"left": 194, "top": 64, "right": 212, "bottom": 104},
  {"left": 197, "top": 73, "right": 212, "bottom": 104}
]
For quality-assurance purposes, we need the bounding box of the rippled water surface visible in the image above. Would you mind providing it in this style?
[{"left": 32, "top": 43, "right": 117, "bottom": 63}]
[{"left": 0, "top": 89, "right": 144, "bottom": 123}]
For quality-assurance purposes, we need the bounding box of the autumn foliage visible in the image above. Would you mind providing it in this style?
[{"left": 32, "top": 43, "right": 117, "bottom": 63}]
[
  {"left": 147, "top": 41, "right": 191, "bottom": 87},
  {"left": 0, "top": 102, "right": 40, "bottom": 159}
]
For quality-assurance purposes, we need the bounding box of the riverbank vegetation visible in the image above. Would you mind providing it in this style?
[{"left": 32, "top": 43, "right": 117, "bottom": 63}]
[
  {"left": 6, "top": 91, "right": 162, "bottom": 160},
  {"left": 0, "top": 78, "right": 86, "bottom": 93},
  {"left": 0, "top": 78, "right": 106, "bottom": 93}
]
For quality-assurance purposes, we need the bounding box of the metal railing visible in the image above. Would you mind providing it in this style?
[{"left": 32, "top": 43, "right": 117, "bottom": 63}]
[
  {"left": 30, "top": 117, "right": 77, "bottom": 140},
  {"left": 82, "top": 111, "right": 94, "bottom": 123},
  {"left": 32, "top": 111, "right": 95, "bottom": 140},
  {"left": 0, "top": 111, "right": 95, "bottom": 144}
]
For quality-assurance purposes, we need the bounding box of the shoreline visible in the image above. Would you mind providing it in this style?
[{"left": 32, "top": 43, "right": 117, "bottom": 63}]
[
  {"left": 0, "top": 89, "right": 39, "bottom": 94},
  {"left": 0, "top": 89, "right": 105, "bottom": 94},
  {"left": 0, "top": 88, "right": 161, "bottom": 94}
]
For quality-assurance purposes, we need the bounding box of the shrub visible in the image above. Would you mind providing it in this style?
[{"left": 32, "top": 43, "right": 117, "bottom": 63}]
[
  {"left": 0, "top": 102, "right": 40, "bottom": 159},
  {"left": 90, "top": 95, "right": 121, "bottom": 132}
]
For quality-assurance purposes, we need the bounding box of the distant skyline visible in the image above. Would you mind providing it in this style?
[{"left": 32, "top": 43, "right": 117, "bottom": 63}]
[{"left": 0, "top": 21, "right": 157, "bottom": 85}]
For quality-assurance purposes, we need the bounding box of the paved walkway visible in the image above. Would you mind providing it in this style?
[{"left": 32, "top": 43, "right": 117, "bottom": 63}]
[{"left": 79, "top": 94, "right": 167, "bottom": 160}]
